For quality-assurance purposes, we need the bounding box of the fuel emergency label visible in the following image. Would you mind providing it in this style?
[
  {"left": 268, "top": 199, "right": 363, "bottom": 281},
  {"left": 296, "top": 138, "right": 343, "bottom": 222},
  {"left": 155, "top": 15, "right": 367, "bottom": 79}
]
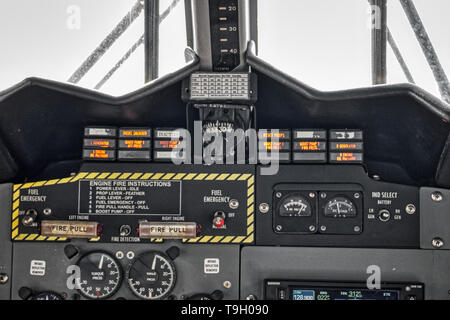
[{"left": 78, "top": 180, "right": 181, "bottom": 215}]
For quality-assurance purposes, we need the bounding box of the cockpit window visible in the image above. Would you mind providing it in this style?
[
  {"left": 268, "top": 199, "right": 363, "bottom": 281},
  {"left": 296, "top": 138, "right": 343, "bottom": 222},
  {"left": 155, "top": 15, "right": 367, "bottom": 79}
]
[
  {"left": 258, "top": 0, "right": 450, "bottom": 104},
  {"left": 0, "top": 0, "right": 449, "bottom": 103},
  {"left": 0, "top": 0, "right": 187, "bottom": 96}
]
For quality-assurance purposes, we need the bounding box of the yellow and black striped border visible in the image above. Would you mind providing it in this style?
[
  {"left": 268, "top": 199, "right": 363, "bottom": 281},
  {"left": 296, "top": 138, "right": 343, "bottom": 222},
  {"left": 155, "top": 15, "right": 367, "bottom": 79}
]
[{"left": 12, "top": 172, "right": 255, "bottom": 244}]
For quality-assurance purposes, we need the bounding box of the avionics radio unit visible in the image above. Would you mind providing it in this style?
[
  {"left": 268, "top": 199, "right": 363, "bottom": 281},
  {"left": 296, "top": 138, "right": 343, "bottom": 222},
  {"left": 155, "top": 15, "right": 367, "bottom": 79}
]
[
  {"left": 11, "top": 164, "right": 255, "bottom": 244},
  {"left": 265, "top": 280, "right": 424, "bottom": 300}
]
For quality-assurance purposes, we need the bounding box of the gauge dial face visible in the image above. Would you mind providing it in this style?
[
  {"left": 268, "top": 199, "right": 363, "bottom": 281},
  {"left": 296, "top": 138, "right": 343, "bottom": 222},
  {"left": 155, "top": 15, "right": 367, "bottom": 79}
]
[
  {"left": 278, "top": 193, "right": 312, "bottom": 217},
  {"left": 127, "top": 251, "right": 176, "bottom": 300},
  {"left": 324, "top": 197, "right": 357, "bottom": 217},
  {"left": 77, "top": 252, "right": 122, "bottom": 300},
  {"left": 203, "top": 121, "right": 235, "bottom": 136},
  {"left": 34, "top": 292, "right": 63, "bottom": 301}
]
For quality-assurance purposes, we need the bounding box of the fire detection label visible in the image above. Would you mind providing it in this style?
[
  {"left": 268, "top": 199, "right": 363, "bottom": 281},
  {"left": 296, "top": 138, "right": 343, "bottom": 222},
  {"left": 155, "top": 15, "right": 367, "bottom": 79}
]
[{"left": 78, "top": 180, "right": 181, "bottom": 216}]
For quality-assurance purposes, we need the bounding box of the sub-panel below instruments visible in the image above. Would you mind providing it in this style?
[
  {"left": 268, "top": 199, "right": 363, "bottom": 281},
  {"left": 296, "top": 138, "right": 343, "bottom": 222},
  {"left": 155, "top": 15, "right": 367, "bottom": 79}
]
[
  {"left": 256, "top": 165, "right": 419, "bottom": 247},
  {"left": 11, "top": 164, "right": 255, "bottom": 244}
]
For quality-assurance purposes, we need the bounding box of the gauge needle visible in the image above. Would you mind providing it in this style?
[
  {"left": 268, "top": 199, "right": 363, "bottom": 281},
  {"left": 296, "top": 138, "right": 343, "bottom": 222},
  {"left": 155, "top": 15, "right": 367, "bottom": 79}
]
[
  {"left": 99, "top": 255, "right": 104, "bottom": 269},
  {"left": 152, "top": 256, "right": 157, "bottom": 270}
]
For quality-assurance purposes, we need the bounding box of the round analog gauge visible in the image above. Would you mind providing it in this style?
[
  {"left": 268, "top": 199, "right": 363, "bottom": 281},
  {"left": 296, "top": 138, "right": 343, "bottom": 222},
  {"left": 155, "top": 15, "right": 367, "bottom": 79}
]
[
  {"left": 324, "top": 197, "right": 357, "bottom": 217},
  {"left": 77, "top": 251, "right": 122, "bottom": 300},
  {"left": 34, "top": 292, "right": 63, "bottom": 301},
  {"left": 203, "top": 120, "right": 235, "bottom": 137},
  {"left": 127, "top": 251, "right": 176, "bottom": 300},
  {"left": 278, "top": 193, "right": 312, "bottom": 217}
]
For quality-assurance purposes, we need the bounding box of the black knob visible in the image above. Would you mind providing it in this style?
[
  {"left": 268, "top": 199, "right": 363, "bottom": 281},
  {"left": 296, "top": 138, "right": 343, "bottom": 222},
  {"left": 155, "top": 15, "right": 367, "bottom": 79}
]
[
  {"left": 18, "top": 287, "right": 34, "bottom": 300},
  {"left": 166, "top": 246, "right": 180, "bottom": 261},
  {"left": 211, "top": 290, "right": 224, "bottom": 300},
  {"left": 64, "top": 244, "right": 79, "bottom": 259}
]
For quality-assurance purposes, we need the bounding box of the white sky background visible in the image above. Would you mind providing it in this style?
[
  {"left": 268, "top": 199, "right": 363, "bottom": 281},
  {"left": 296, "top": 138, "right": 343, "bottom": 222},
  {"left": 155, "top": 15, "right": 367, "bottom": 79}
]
[{"left": 0, "top": 0, "right": 449, "bottom": 102}]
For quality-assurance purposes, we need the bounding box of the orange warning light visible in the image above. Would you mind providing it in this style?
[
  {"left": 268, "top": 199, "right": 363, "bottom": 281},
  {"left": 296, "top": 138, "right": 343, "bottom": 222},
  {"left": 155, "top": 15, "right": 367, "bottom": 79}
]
[
  {"left": 84, "top": 139, "right": 114, "bottom": 148},
  {"left": 263, "top": 142, "right": 286, "bottom": 151},
  {"left": 336, "top": 153, "right": 357, "bottom": 161},
  {"left": 333, "top": 143, "right": 358, "bottom": 150},
  {"left": 124, "top": 140, "right": 146, "bottom": 149},
  {"left": 156, "top": 140, "right": 181, "bottom": 149},
  {"left": 121, "top": 130, "right": 151, "bottom": 137},
  {"left": 298, "top": 141, "right": 322, "bottom": 151},
  {"left": 262, "top": 132, "right": 286, "bottom": 139},
  {"left": 89, "top": 150, "right": 111, "bottom": 159}
]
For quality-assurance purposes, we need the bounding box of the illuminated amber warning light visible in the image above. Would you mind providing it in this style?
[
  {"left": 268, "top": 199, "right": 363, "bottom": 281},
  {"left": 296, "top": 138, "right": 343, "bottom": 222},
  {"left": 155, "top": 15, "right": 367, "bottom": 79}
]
[
  {"left": 296, "top": 141, "right": 325, "bottom": 151},
  {"left": 124, "top": 140, "right": 146, "bottom": 149},
  {"left": 155, "top": 140, "right": 182, "bottom": 149},
  {"left": 262, "top": 132, "right": 286, "bottom": 139},
  {"left": 120, "top": 129, "right": 151, "bottom": 138},
  {"left": 331, "top": 142, "right": 363, "bottom": 151},
  {"left": 83, "top": 139, "right": 115, "bottom": 148},
  {"left": 84, "top": 149, "right": 115, "bottom": 160},
  {"left": 263, "top": 142, "right": 287, "bottom": 151},
  {"left": 336, "top": 153, "right": 358, "bottom": 161}
]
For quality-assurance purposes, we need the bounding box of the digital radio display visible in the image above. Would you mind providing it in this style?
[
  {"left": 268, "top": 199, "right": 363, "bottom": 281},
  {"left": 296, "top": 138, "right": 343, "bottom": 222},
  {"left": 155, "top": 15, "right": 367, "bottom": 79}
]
[{"left": 291, "top": 288, "right": 400, "bottom": 300}]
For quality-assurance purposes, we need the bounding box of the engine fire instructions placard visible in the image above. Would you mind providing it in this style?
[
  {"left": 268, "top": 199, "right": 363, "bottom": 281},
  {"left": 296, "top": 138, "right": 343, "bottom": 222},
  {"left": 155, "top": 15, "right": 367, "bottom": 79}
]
[{"left": 78, "top": 180, "right": 182, "bottom": 216}]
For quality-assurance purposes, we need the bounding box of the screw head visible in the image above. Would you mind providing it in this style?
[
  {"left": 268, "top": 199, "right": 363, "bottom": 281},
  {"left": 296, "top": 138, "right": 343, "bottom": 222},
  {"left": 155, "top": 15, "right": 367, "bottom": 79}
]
[
  {"left": 320, "top": 226, "right": 327, "bottom": 232},
  {"left": 223, "top": 281, "right": 232, "bottom": 289},
  {"left": 372, "top": 175, "right": 381, "bottom": 181},
  {"left": 115, "top": 251, "right": 124, "bottom": 260},
  {"left": 320, "top": 193, "right": 327, "bottom": 199},
  {"left": 309, "top": 225, "right": 316, "bottom": 232},
  {"left": 432, "top": 238, "right": 444, "bottom": 249},
  {"left": 276, "top": 192, "right": 282, "bottom": 198},
  {"left": 259, "top": 203, "right": 270, "bottom": 214},
  {"left": 309, "top": 192, "right": 316, "bottom": 198},
  {"left": 0, "top": 274, "right": 8, "bottom": 284},
  {"left": 126, "top": 251, "right": 135, "bottom": 260},
  {"left": 275, "top": 225, "right": 283, "bottom": 232},
  {"left": 354, "top": 226, "right": 361, "bottom": 233},
  {"left": 354, "top": 193, "right": 360, "bottom": 199},
  {"left": 405, "top": 204, "right": 416, "bottom": 215},
  {"left": 43, "top": 208, "right": 52, "bottom": 216},
  {"left": 431, "top": 192, "right": 443, "bottom": 202},
  {"left": 229, "top": 199, "right": 239, "bottom": 210},
  {"left": 246, "top": 295, "right": 256, "bottom": 300}
]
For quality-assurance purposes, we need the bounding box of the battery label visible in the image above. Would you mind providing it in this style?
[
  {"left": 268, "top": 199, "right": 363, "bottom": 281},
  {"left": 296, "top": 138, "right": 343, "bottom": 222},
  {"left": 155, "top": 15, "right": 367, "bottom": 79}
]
[{"left": 78, "top": 180, "right": 181, "bottom": 215}]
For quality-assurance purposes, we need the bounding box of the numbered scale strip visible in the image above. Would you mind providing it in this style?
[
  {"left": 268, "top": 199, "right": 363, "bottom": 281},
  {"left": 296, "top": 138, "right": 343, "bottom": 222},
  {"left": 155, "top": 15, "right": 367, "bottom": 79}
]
[{"left": 11, "top": 172, "right": 255, "bottom": 244}]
